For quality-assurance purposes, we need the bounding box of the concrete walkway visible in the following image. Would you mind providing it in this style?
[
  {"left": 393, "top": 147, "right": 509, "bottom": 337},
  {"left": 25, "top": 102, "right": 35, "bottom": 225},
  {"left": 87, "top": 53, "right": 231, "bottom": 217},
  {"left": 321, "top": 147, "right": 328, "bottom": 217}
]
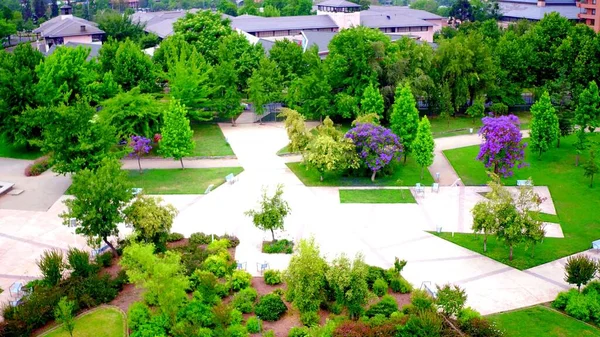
[{"left": 120, "top": 157, "right": 240, "bottom": 170}]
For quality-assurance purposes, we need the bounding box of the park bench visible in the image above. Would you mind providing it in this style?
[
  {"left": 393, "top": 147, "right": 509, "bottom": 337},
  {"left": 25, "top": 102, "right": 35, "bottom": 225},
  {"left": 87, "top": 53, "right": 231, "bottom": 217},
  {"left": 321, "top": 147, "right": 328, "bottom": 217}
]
[
  {"left": 225, "top": 173, "right": 237, "bottom": 184},
  {"left": 414, "top": 183, "right": 425, "bottom": 198},
  {"left": 131, "top": 187, "right": 143, "bottom": 196},
  {"left": 592, "top": 239, "right": 600, "bottom": 250},
  {"left": 432, "top": 183, "right": 439, "bottom": 193},
  {"left": 517, "top": 180, "right": 532, "bottom": 186},
  {"left": 257, "top": 262, "right": 269, "bottom": 274},
  {"left": 236, "top": 261, "right": 247, "bottom": 270},
  {"left": 204, "top": 184, "right": 214, "bottom": 194},
  {"left": 91, "top": 244, "right": 110, "bottom": 258}
]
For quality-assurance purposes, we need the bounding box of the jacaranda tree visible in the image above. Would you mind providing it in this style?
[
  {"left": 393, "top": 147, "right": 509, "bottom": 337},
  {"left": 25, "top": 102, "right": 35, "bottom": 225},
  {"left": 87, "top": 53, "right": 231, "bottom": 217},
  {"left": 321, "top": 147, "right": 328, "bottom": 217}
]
[
  {"left": 129, "top": 135, "right": 152, "bottom": 173},
  {"left": 345, "top": 123, "right": 403, "bottom": 182},
  {"left": 477, "top": 115, "right": 526, "bottom": 177}
]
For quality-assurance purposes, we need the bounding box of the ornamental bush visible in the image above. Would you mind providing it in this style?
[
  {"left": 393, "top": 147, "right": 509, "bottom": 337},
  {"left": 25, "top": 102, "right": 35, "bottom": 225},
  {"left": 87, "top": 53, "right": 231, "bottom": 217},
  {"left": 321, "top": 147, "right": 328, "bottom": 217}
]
[
  {"left": 67, "top": 248, "right": 93, "bottom": 278},
  {"left": 477, "top": 115, "right": 526, "bottom": 177},
  {"left": 389, "top": 276, "right": 412, "bottom": 294},
  {"left": 345, "top": 123, "right": 403, "bottom": 181},
  {"left": 230, "top": 270, "right": 252, "bottom": 291},
  {"left": 288, "top": 326, "right": 310, "bottom": 337},
  {"left": 552, "top": 289, "right": 577, "bottom": 310},
  {"left": 37, "top": 249, "right": 65, "bottom": 287},
  {"left": 167, "top": 232, "right": 184, "bottom": 242},
  {"left": 264, "top": 269, "right": 283, "bottom": 285},
  {"left": 203, "top": 254, "right": 233, "bottom": 278},
  {"left": 255, "top": 293, "right": 288, "bottom": 321},
  {"left": 366, "top": 265, "right": 386, "bottom": 289},
  {"left": 128, "top": 302, "right": 152, "bottom": 331},
  {"left": 457, "top": 307, "right": 481, "bottom": 328},
  {"left": 300, "top": 311, "right": 320, "bottom": 327},
  {"left": 232, "top": 287, "right": 258, "bottom": 313},
  {"left": 230, "top": 309, "right": 244, "bottom": 325},
  {"left": 227, "top": 324, "right": 249, "bottom": 337},
  {"left": 246, "top": 316, "right": 262, "bottom": 333},
  {"left": 565, "top": 292, "right": 591, "bottom": 321},
  {"left": 373, "top": 278, "right": 388, "bottom": 297},
  {"left": 365, "top": 295, "right": 398, "bottom": 318}
]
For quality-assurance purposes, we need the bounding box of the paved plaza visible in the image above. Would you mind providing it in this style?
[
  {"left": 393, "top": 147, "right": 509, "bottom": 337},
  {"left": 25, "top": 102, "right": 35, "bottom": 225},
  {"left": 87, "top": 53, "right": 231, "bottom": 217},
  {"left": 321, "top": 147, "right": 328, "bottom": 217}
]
[{"left": 0, "top": 122, "right": 582, "bottom": 316}]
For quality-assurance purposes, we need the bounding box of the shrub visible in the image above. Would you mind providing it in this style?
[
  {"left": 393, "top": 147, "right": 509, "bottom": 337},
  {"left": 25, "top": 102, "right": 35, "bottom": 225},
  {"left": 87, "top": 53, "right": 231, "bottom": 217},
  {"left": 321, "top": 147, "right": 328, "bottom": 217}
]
[
  {"left": 457, "top": 307, "right": 481, "bottom": 328},
  {"left": 461, "top": 317, "right": 504, "bottom": 337},
  {"left": 24, "top": 156, "right": 50, "bottom": 176},
  {"left": 128, "top": 302, "right": 152, "bottom": 331},
  {"left": 255, "top": 293, "right": 288, "bottom": 321},
  {"left": 373, "top": 278, "right": 388, "bottom": 297},
  {"left": 564, "top": 254, "right": 597, "bottom": 291},
  {"left": 366, "top": 295, "right": 398, "bottom": 318},
  {"left": 565, "top": 292, "right": 591, "bottom": 321},
  {"left": 215, "top": 281, "right": 231, "bottom": 298},
  {"left": 264, "top": 269, "right": 283, "bottom": 285},
  {"left": 37, "top": 249, "right": 65, "bottom": 287},
  {"left": 203, "top": 254, "right": 233, "bottom": 277},
  {"left": 436, "top": 284, "right": 467, "bottom": 317},
  {"left": 367, "top": 265, "right": 386, "bottom": 289},
  {"left": 333, "top": 321, "right": 374, "bottom": 337},
  {"left": 401, "top": 310, "right": 443, "bottom": 337},
  {"left": 113, "top": 269, "right": 129, "bottom": 290},
  {"left": 190, "top": 270, "right": 218, "bottom": 304},
  {"left": 172, "top": 243, "right": 209, "bottom": 275},
  {"left": 207, "top": 239, "right": 231, "bottom": 254},
  {"left": 411, "top": 289, "right": 434, "bottom": 312},
  {"left": 67, "top": 248, "right": 92, "bottom": 278},
  {"left": 583, "top": 281, "right": 600, "bottom": 295},
  {"left": 231, "top": 309, "right": 244, "bottom": 325},
  {"left": 227, "top": 324, "right": 249, "bottom": 337},
  {"left": 263, "top": 239, "right": 294, "bottom": 254},
  {"left": 232, "top": 287, "right": 258, "bottom": 313},
  {"left": 552, "top": 289, "right": 577, "bottom": 310},
  {"left": 389, "top": 276, "right": 412, "bottom": 294},
  {"left": 197, "top": 327, "right": 213, "bottom": 337},
  {"left": 230, "top": 270, "right": 252, "bottom": 291},
  {"left": 220, "top": 234, "right": 240, "bottom": 247},
  {"left": 489, "top": 102, "right": 508, "bottom": 116},
  {"left": 190, "top": 232, "right": 212, "bottom": 245},
  {"left": 177, "top": 299, "right": 214, "bottom": 328},
  {"left": 330, "top": 302, "right": 343, "bottom": 315},
  {"left": 300, "top": 311, "right": 320, "bottom": 326},
  {"left": 289, "top": 326, "right": 310, "bottom": 337},
  {"left": 263, "top": 330, "right": 276, "bottom": 337},
  {"left": 95, "top": 251, "right": 113, "bottom": 267},
  {"left": 167, "top": 232, "right": 184, "bottom": 242},
  {"left": 246, "top": 316, "right": 262, "bottom": 333}
]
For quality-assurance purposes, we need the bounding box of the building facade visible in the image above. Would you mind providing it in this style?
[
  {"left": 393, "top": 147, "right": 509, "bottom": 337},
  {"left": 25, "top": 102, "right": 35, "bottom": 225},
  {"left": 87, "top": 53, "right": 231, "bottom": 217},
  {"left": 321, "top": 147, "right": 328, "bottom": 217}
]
[
  {"left": 577, "top": 0, "right": 600, "bottom": 32},
  {"left": 33, "top": 6, "right": 105, "bottom": 52}
]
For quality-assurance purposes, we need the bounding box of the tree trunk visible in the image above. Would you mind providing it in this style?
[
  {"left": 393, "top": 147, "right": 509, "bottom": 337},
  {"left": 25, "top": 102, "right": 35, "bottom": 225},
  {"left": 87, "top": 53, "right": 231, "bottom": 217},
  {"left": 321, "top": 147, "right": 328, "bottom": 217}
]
[
  {"left": 270, "top": 229, "right": 275, "bottom": 242},
  {"left": 231, "top": 116, "right": 236, "bottom": 127},
  {"left": 591, "top": 174, "right": 594, "bottom": 188},
  {"left": 576, "top": 154, "right": 580, "bottom": 167},
  {"left": 371, "top": 170, "right": 377, "bottom": 182},
  {"left": 509, "top": 245, "right": 513, "bottom": 261},
  {"left": 539, "top": 149, "right": 542, "bottom": 158},
  {"left": 494, "top": 163, "right": 499, "bottom": 175},
  {"left": 557, "top": 137, "right": 561, "bottom": 148},
  {"left": 403, "top": 153, "right": 408, "bottom": 165},
  {"left": 320, "top": 174, "right": 323, "bottom": 182},
  {"left": 180, "top": 157, "right": 185, "bottom": 169},
  {"left": 138, "top": 157, "right": 142, "bottom": 174},
  {"left": 483, "top": 235, "right": 487, "bottom": 252},
  {"left": 104, "top": 237, "right": 118, "bottom": 258}
]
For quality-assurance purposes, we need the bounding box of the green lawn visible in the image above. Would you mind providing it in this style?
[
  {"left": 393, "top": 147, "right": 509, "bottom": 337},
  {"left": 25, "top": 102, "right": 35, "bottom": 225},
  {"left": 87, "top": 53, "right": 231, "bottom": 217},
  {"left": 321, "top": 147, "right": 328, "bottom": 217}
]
[
  {"left": 0, "top": 135, "right": 42, "bottom": 160},
  {"left": 339, "top": 188, "right": 417, "bottom": 203},
  {"left": 489, "top": 305, "right": 600, "bottom": 337},
  {"left": 190, "top": 123, "right": 235, "bottom": 157},
  {"left": 287, "top": 160, "right": 434, "bottom": 187},
  {"left": 428, "top": 112, "right": 531, "bottom": 139},
  {"left": 127, "top": 167, "right": 243, "bottom": 194},
  {"left": 438, "top": 133, "right": 600, "bottom": 270},
  {"left": 41, "top": 306, "right": 126, "bottom": 337}
]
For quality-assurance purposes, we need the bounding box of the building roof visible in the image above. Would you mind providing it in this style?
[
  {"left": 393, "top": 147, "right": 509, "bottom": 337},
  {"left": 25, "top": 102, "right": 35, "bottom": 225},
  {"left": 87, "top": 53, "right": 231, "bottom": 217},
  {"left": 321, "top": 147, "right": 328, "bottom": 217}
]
[
  {"left": 364, "top": 5, "right": 443, "bottom": 20},
  {"left": 499, "top": 2, "right": 580, "bottom": 19},
  {"left": 34, "top": 15, "right": 104, "bottom": 38},
  {"left": 361, "top": 13, "right": 434, "bottom": 28},
  {"left": 317, "top": 0, "right": 361, "bottom": 8},
  {"left": 46, "top": 42, "right": 102, "bottom": 60},
  {"left": 230, "top": 15, "right": 338, "bottom": 33},
  {"left": 500, "top": 0, "right": 575, "bottom": 4},
  {"left": 302, "top": 30, "right": 434, "bottom": 55},
  {"left": 131, "top": 9, "right": 232, "bottom": 38},
  {"left": 257, "top": 38, "right": 276, "bottom": 53}
]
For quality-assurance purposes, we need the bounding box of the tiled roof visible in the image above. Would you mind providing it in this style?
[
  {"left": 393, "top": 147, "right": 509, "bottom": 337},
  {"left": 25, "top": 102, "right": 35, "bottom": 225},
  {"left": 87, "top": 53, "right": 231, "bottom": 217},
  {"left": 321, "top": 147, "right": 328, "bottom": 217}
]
[
  {"left": 230, "top": 15, "right": 338, "bottom": 33},
  {"left": 33, "top": 15, "right": 104, "bottom": 38},
  {"left": 500, "top": 0, "right": 575, "bottom": 4},
  {"left": 364, "top": 6, "right": 443, "bottom": 20},
  {"left": 361, "top": 13, "right": 434, "bottom": 28},
  {"left": 317, "top": 0, "right": 361, "bottom": 8},
  {"left": 46, "top": 42, "right": 102, "bottom": 60},
  {"left": 499, "top": 2, "right": 580, "bottom": 19}
]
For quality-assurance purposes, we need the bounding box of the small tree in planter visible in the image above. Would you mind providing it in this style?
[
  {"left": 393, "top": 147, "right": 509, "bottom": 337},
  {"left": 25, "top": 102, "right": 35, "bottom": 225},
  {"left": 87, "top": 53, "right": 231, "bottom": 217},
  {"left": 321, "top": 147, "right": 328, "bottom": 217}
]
[
  {"left": 129, "top": 135, "right": 152, "bottom": 173},
  {"left": 564, "top": 254, "right": 597, "bottom": 291},
  {"left": 245, "top": 184, "right": 291, "bottom": 242},
  {"left": 54, "top": 297, "right": 76, "bottom": 337}
]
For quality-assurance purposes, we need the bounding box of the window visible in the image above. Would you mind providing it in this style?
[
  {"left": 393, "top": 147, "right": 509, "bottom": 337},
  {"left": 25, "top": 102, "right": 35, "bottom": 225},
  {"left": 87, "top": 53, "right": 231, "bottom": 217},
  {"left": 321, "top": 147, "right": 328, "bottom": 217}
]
[
  {"left": 92, "top": 34, "right": 102, "bottom": 42},
  {"left": 273, "top": 30, "right": 288, "bottom": 37},
  {"left": 593, "top": 9, "right": 596, "bottom": 14}
]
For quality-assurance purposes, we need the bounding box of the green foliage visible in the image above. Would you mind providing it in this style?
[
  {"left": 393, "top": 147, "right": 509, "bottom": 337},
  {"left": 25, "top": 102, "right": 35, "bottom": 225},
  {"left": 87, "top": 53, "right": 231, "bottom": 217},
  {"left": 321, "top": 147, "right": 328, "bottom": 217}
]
[
  {"left": 120, "top": 242, "right": 189, "bottom": 325},
  {"left": 530, "top": 91, "right": 559, "bottom": 157},
  {"left": 263, "top": 330, "right": 276, "bottom": 337},
  {"left": 389, "top": 276, "right": 412, "bottom": 294},
  {"left": 304, "top": 133, "right": 360, "bottom": 182},
  {"left": 285, "top": 238, "right": 328, "bottom": 314},
  {"left": 245, "top": 184, "right": 291, "bottom": 242},
  {"left": 41, "top": 100, "right": 117, "bottom": 175},
  {"left": 158, "top": 100, "right": 195, "bottom": 167},
  {"left": 467, "top": 97, "right": 486, "bottom": 121},
  {"left": 255, "top": 293, "right": 288, "bottom": 321},
  {"left": 263, "top": 239, "right": 294, "bottom": 254},
  {"left": 189, "top": 270, "right": 218, "bottom": 304},
  {"left": 173, "top": 11, "right": 233, "bottom": 65},
  {"left": 54, "top": 297, "right": 76, "bottom": 337},
  {"left": 489, "top": 102, "right": 508, "bottom": 115},
  {"left": 111, "top": 39, "right": 158, "bottom": 93},
  {"left": 246, "top": 316, "right": 262, "bottom": 333},
  {"left": 400, "top": 309, "right": 443, "bottom": 337},
  {"left": 269, "top": 39, "right": 306, "bottom": 84},
  {"left": 365, "top": 295, "right": 398, "bottom": 318},
  {"left": 300, "top": 311, "right": 319, "bottom": 327},
  {"left": 457, "top": 307, "right": 482, "bottom": 328},
  {"left": 288, "top": 326, "right": 309, "bottom": 337},
  {"left": 37, "top": 249, "right": 64, "bottom": 287},
  {"left": 372, "top": 278, "right": 388, "bottom": 297},
  {"left": 128, "top": 302, "right": 152, "bottom": 332},
  {"left": 96, "top": 252, "right": 113, "bottom": 268},
  {"left": 575, "top": 81, "right": 600, "bottom": 133},
  {"left": 99, "top": 87, "right": 165, "bottom": 139},
  {"left": 552, "top": 289, "right": 578, "bottom": 310},
  {"left": 124, "top": 195, "right": 178, "bottom": 253},
  {"left": 264, "top": 269, "right": 283, "bottom": 285},
  {"left": 96, "top": 11, "right": 146, "bottom": 42},
  {"left": 325, "top": 253, "right": 370, "bottom": 319},
  {"left": 335, "top": 93, "right": 360, "bottom": 119},
  {"left": 360, "top": 83, "right": 385, "bottom": 117},
  {"left": 67, "top": 248, "right": 92, "bottom": 278},
  {"left": 247, "top": 57, "right": 283, "bottom": 117},
  {"left": 583, "top": 150, "right": 599, "bottom": 187},
  {"left": 167, "top": 232, "right": 184, "bottom": 242},
  {"left": 413, "top": 116, "right": 435, "bottom": 179},
  {"left": 203, "top": 253, "right": 233, "bottom": 278},
  {"left": 230, "top": 270, "right": 252, "bottom": 291},
  {"left": 565, "top": 292, "right": 591, "bottom": 321},
  {"left": 564, "top": 254, "right": 597, "bottom": 291},
  {"left": 232, "top": 287, "right": 258, "bottom": 313},
  {"left": 62, "top": 158, "right": 132, "bottom": 256},
  {"left": 435, "top": 284, "right": 467, "bottom": 317},
  {"left": 390, "top": 83, "right": 420, "bottom": 158},
  {"left": 411, "top": 289, "right": 435, "bottom": 312},
  {"left": 279, "top": 108, "right": 311, "bottom": 153}
]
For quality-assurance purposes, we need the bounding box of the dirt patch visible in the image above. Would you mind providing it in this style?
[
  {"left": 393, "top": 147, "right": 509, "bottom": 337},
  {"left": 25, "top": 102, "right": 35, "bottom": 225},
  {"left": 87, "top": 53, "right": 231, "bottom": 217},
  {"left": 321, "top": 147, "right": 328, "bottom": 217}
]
[
  {"left": 255, "top": 305, "right": 302, "bottom": 337},
  {"left": 99, "top": 256, "right": 122, "bottom": 278},
  {"left": 252, "top": 277, "right": 285, "bottom": 296},
  {"left": 110, "top": 283, "right": 144, "bottom": 313},
  {"left": 388, "top": 290, "right": 411, "bottom": 309},
  {"left": 166, "top": 238, "right": 189, "bottom": 249}
]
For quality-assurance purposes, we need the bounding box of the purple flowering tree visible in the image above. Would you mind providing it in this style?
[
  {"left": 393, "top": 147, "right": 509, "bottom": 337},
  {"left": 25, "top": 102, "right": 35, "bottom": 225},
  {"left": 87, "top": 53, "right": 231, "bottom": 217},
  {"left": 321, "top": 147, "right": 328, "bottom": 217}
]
[
  {"left": 129, "top": 135, "right": 152, "bottom": 173},
  {"left": 345, "top": 123, "right": 403, "bottom": 182},
  {"left": 477, "top": 115, "right": 527, "bottom": 177}
]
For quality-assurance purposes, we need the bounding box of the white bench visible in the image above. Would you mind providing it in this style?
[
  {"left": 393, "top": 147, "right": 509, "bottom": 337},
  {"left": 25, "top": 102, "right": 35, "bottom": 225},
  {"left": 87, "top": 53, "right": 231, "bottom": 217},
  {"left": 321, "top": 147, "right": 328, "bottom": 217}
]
[
  {"left": 236, "top": 261, "right": 247, "bottom": 270},
  {"left": 225, "top": 173, "right": 237, "bottom": 184},
  {"left": 517, "top": 180, "right": 532, "bottom": 186},
  {"left": 131, "top": 188, "right": 143, "bottom": 196},
  {"left": 91, "top": 244, "right": 110, "bottom": 258},
  {"left": 414, "top": 183, "right": 425, "bottom": 197},
  {"left": 432, "top": 183, "right": 439, "bottom": 193},
  {"left": 204, "top": 184, "right": 214, "bottom": 194}
]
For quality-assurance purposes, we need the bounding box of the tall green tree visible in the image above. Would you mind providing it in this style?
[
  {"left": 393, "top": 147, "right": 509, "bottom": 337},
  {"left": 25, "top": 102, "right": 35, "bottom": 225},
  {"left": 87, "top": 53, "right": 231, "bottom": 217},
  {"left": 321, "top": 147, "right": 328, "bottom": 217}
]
[
  {"left": 360, "top": 83, "right": 384, "bottom": 118},
  {"left": 285, "top": 238, "right": 328, "bottom": 314},
  {"left": 0, "top": 44, "right": 43, "bottom": 146},
  {"left": 123, "top": 195, "right": 178, "bottom": 252},
  {"left": 41, "top": 100, "right": 117, "bottom": 174},
  {"left": 584, "top": 150, "right": 599, "bottom": 188},
  {"left": 216, "top": 32, "right": 263, "bottom": 92},
  {"left": 325, "top": 253, "right": 369, "bottom": 319},
  {"left": 390, "top": 83, "right": 420, "bottom": 163},
  {"left": 575, "top": 81, "right": 600, "bottom": 133},
  {"left": 269, "top": 39, "right": 306, "bottom": 84},
  {"left": 212, "top": 60, "right": 243, "bottom": 125},
  {"left": 413, "top": 116, "right": 435, "bottom": 180},
  {"left": 280, "top": 108, "right": 311, "bottom": 153},
  {"left": 529, "top": 91, "right": 559, "bottom": 157},
  {"left": 0, "top": 18, "right": 16, "bottom": 43},
  {"left": 54, "top": 297, "right": 76, "bottom": 337},
  {"left": 158, "top": 100, "right": 195, "bottom": 168},
  {"left": 247, "top": 57, "right": 283, "bottom": 122},
  {"left": 245, "top": 184, "right": 291, "bottom": 242},
  {"left": 304, "top": 134, "right": 360, "bottom": 181},
  {"left": 62, "top": 158, "right": 133, "bottom": 257},
  {"left": 172, "top": 11, "right": 233, "bottom": 65},
  {"left": 112, "top": 39, "right": 157, "bottom": 93},
  {"left": 96, "top": 10, "right": 146, "bottom": 41}
]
